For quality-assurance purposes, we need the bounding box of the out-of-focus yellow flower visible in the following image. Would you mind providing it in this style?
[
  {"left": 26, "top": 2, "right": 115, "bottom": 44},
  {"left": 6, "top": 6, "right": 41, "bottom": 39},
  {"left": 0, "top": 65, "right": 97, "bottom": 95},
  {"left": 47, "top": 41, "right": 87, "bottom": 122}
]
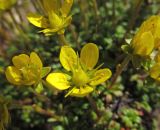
[
  {"left": 0, "top": 0, "right": 17, "bottom": 11},
  {"left": 5, "top": 52, "right": 51, "bottom": 86},
  {"left": 27, "top": 0, "right": 73, "bottom": 36},
  {"left": 131, "top": 15, "right": 160, "bottom": 56},
  {"left": 46, "top": 43, "right": 112, "bottom": 97}
]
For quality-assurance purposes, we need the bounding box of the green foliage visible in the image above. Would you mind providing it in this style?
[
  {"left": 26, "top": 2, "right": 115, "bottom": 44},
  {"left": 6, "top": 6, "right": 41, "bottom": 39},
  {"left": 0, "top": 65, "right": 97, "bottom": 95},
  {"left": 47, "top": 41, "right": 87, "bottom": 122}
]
[
  {"left": 0, "top": 0, "right": 160, "bottom": 130},
  {"left": 120, "top": 108, "right": 141, "bottom": 128}
]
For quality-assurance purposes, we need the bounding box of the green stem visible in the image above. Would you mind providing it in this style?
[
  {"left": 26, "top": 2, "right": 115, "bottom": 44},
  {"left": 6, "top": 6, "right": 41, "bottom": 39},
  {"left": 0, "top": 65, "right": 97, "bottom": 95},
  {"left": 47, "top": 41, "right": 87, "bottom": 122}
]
[
  {"left": 112, "top": 0, "right": 116, "bottom": 26},
  {"left": 86, "top": 95, "right": 101, "bottom": 119},
  {"left": 92, "top": 0, "right": 99, "bottom": 21},
  {"left": 58, "top": 34, "right": 68, "bottom": 46},
  {"left": 14, "top": 7, "right": 23, "bottom": 24},
  {"left": 8, "top": 10, "right": 31, "bottom": 50},
  {"left": 124, "top": 0, "right": 143, "bottom": 38},
  {"left": 28, "top": 87, "right": 51, "bottom": 102},
  {"left": 78, "top": 0, "right": 89, "bottom": 31},
  {"left": 10, "top": 101, "right": 61, "bottom": 120},
  {"left": 8, "top": 10, "right": 22, "bottom": 34},
  {"left": 109, "top": 55, "right": 131, "bottom": 89},
  {"left": 32, "top": 0, "right": 43, "bottom": 14},
  {"left": 69, "top": 24, "right": 80, "bottom": 49}
]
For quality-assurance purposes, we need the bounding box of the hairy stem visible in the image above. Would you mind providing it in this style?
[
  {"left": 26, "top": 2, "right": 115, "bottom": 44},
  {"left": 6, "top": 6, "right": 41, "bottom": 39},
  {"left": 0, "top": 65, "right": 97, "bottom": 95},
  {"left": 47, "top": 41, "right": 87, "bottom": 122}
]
[
  {"left": 109, "top": 55, "right": 131, "bottom": 89},
  {"left": 69, "top": 24, "right": 80, "bottom": 49},
  {"left": 58, "top": 34, "right": 69, "bottom": 46},
  {"left": 92, "top": 0, "right": 99, "bottom": 21},
  {"left": 86, "top": 95, "right": 101, "bottom": 118},
  {"left": 124, "top": 0, "right": 143, "bottom": 38}
]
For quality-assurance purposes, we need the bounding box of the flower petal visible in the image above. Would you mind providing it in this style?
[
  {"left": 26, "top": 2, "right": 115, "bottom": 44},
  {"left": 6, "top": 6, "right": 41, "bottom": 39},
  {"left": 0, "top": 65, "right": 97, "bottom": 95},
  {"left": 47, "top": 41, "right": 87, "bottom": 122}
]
[
  {"left": 27, "top": 13, "right": 49, "bottom": 28},
  {"left": 30, "top": 52, "right": 43, "bottom": 69},
  {"left": 39, "top": 16, "right": 72, "bottom": 35},
  {"left": 80, "top": 43, "right": 99, "bottom": 70},
  {"left": 42, "top": 0, "right": 60, "bottom": 14},
  {"left": 5, "top": 66, "right": 22, "bottom": 85},
  {"left": 62, "top": 16, "right": 72, "bottom": 28},
  {"left": 90, "top": 68, "right": 112, "bottom": 86},
  {"left": 48, "top": 11, "right": 63, "bottom": 28},
  {"left": 132, "top": 31, "right": 154, "bottom": 56},
  {"left": 61, "top": 0, "right": 73, "bottom": 17},
  {"left": 70, "top": 86, "right": 94, "bottom": 97},
  {"left": 12, "top": 54, "right": 30, "bottom": 69},
  {"left": 46, "top": 73, "right": 70, "bottom": 90},
  {"left": 60, "top": 46, "right": 77, "bottom": 71},
  {"left": 39, "top": 28, "right": 60, "bottom": 35},
  {"left": 150, "top": 63, "right": 160, "bottom": 81}
]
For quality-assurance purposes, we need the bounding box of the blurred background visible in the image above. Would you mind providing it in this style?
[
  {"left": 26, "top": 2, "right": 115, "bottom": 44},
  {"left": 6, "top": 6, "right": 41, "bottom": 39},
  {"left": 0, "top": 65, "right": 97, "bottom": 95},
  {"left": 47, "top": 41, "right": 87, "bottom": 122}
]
[{"left": 1, "top": 0, "right": 160, "bottom": 130}]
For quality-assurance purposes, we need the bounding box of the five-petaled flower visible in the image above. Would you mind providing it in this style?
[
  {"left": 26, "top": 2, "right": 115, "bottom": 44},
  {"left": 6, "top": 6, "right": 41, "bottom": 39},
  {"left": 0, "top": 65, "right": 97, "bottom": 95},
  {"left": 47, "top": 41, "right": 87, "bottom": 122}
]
[
  {"left": 46, "top": 43, "right": 112, "bottom": 97},
  {"left": 5, "top": 52, "right": 51, "bottom": 86},
  {"left": 131, "top": 15, "right": 160, "bottom": 56},
  {"left": 27, "top": 0, "right": 73, "bottom": 36}
]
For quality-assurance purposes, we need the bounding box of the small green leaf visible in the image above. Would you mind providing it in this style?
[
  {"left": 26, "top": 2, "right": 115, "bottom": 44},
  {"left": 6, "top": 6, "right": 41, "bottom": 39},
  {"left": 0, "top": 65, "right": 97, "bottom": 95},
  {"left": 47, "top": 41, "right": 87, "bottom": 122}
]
[
  {"left": 121, "top": 44, "right": 132, "bottom": 54},
  {"left": 53, "top": 125, "right": 64, "bottom": 130},
  {"left": 141, "top": 58, "right": 152, "bottom": 71},
  {"left": 41, "top": 67, "right": 51, "bottom": 78},
  {"left": 35, "top": 82, "right": 44, "bottom": 94}
]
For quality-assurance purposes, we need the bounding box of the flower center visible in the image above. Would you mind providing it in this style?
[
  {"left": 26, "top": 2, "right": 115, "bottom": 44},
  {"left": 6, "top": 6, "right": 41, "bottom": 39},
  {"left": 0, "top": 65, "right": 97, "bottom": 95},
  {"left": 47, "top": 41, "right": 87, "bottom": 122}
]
[
  {"left": 72, "top": 68, "right": 89, "bottom": 87},
  {"left": 20, "top": 64, "right": 41, "bottom": 84}
]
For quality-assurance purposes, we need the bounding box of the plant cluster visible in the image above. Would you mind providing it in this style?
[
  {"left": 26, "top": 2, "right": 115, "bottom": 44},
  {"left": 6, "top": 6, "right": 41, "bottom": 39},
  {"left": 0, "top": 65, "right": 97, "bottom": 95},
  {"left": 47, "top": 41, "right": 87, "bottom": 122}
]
[{"left": 0, "top": 0, "right": 160, "bottom": 130}]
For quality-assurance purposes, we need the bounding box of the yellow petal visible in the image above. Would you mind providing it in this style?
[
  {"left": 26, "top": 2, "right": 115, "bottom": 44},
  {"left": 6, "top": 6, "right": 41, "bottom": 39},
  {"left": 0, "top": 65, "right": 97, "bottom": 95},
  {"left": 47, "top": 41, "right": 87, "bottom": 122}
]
[
  {"left": 5, "top": 66, "right": 22, "bottom": 85},
  {"left": 60, "top": 46, "right": 77, "bottom": 71},
  {"left": 39, "top": 28, "right": 60, "bottom": 35},
  {"left": 48, "top": 11, "right": 63, "bottom": 28},
  {"left": 150, "top": 63, "right": 160, "bottom": 80},
  {"left": 134, "top": 15, "right": 160, "bottom": 49},
  {"left": 62, "top": 16, "right": 72, "bottom": 28},
  {"left": 90, "top": 68, "right": 112, "bottom": 86},
  {"left": 80, "top": 43, "right": 99, "bottom": 70},
  {"left": 42, "top": 0, "right": 60, "bottom": 14},
  {"left": 132, "top": 31, "right": 154, "bottom": 56},
  {"left": 46, "top": 73, "right": 70, "bottom": 90},
  {"left": 12, "top": 54, "right": 30, "bottom": 69},
  {"left": 27, "top": 13, "right": 49, "bottom": 28},
  {"left": 30, "top": 52, "right": 43, "bottom": 69},
  {"left": 61, "top": 0, "right": 73, "bottom": 17},
  {"left": 70, "top": 86, "right": 94, "bottom": 97},
  {"left": 40, "top": 16, "right": 72, "bottom": 35}
]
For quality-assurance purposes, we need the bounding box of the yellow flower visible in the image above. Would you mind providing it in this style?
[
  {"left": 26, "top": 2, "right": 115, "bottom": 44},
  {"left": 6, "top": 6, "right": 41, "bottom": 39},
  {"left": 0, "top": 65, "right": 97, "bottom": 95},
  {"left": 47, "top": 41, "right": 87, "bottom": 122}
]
[
  {"left": 0, "top": 0, "right": 17, "bottom": 11},
  {"left": 5, "top": 52, "right": 51, "bottom": 86},
  {"left": 131, "top": 15, "right": 160, "bottom": 56},
  {"left": 27, "top": 0, "right": 73, "bottom": 36},
  {"left": 46, "top": 43, "right": 112, "bottom": 97}
]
